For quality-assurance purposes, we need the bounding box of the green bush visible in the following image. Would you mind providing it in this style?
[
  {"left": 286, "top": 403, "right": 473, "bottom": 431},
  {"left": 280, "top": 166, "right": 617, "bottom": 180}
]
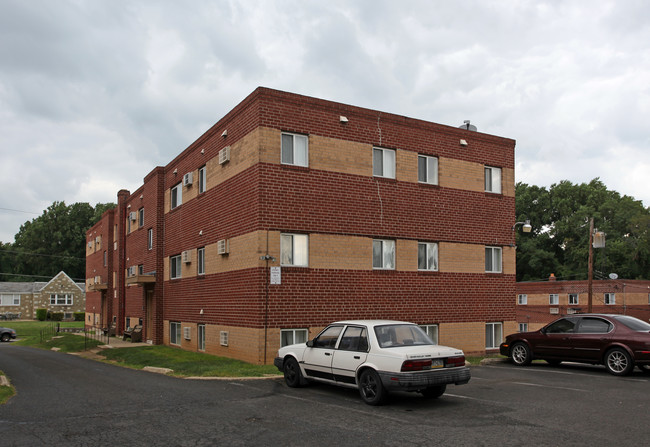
[
  {"left": 36, "top": 309, "right": 47, "bottom": 321},
  {"left": 50, "top": 312, "right": 64, "bottom": 322},
  {"left": 73, "top": 312, "right": 85, "bottom": 321}
]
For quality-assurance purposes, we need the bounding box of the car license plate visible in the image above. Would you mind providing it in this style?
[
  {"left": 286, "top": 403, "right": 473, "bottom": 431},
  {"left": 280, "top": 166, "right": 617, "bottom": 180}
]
[{"left": 431, "top": 359, "right": 444, "bottom": 369}]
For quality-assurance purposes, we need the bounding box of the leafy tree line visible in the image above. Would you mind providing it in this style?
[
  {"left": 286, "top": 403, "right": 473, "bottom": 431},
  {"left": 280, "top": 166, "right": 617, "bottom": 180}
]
[
  {"left": 515, "top": 178, "right": 650, "bottom": 282},
  {"left": 2, "top": 179, "right": 649, "bottom": 284},
  {"left": 0, "top": 201, "right": 114, "bottom": 282}
]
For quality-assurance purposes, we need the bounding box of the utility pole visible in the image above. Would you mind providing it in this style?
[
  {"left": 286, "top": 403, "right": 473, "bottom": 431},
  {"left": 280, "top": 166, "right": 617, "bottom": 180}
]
[{"left": 588, "top": 218, "right": 594, "bottom": 313}]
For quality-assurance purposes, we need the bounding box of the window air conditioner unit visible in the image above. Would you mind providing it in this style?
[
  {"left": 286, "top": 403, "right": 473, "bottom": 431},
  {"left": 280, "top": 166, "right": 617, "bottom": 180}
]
[
  {"left": 129, "top": 211, "right": 137, "bottom": 221},
  {"left": 218, "top": 146, "right": 230, "bottom": 164},
  {"left": 183, "top": 327, "right": 191, "bottom": 340},
  {"left": 182, "top": 250, "right": 192, "bottom": 263},
  {"left": 550, "top": 308, "right": 559, "bottom": 314},
  {"left": 220, "top": 331, "right": 229, "bottom": 346},
  {"left": 183, "top": 172, "right": 193, "bottom": 186},
  {"left": 127, "top": 266, "right": 136, "bottom": 277},
  {"left": 217, "top": 239, "right": 229, "bottom": 255}
]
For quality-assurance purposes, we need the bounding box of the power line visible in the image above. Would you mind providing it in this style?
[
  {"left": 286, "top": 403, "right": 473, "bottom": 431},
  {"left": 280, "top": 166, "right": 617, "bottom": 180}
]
[
  {"left": 0, "top": 207, "right": 40, "bottom": 215},
  {"left": 0, "top": 272, "right": 85, "bottom": 282},
  {"left": 0, "top": 248, "right": 85, "bottom": 261}
]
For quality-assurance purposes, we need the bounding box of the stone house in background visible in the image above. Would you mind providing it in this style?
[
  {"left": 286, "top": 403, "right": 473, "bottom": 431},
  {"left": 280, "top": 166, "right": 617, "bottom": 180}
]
[{"left": 0, "top": 271, "right": 86, "bottom": 320}]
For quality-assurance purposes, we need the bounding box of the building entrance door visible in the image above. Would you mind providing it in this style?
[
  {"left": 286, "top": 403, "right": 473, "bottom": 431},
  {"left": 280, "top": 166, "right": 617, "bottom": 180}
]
[{"left": 146, "top": 289, "right": 154, "bottom": 342}]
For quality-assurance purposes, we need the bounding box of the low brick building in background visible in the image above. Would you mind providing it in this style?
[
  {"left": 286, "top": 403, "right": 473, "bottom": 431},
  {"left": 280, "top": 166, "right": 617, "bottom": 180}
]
[
  {"left": 0, "top": 271, "right": 85, "bottom": 320},
  {"left": 86, "top": 87, "right": 518, "bottom": 364},
  {"left": 516, "top": 274, "right": 650, "bottom": 332}
]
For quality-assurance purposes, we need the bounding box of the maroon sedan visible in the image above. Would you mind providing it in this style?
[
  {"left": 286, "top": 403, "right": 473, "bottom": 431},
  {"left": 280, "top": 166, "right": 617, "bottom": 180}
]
[{"left": 500, "top": 314, "right": 650, "bottom": 376}]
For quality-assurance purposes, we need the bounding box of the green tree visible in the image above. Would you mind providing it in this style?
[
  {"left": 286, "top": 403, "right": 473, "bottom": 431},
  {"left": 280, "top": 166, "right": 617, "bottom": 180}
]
[
  {"left": 516, "top": 179, "right": 650, "bottom": 282},
  {"left": 9, "top": 201, "right": 115, "bottom": 281}
]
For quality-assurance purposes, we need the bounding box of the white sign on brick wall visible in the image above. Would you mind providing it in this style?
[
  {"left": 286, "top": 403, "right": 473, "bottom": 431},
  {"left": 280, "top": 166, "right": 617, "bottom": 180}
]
[{"left": 270, "top": 267, "right": 281, "bottom": 285}]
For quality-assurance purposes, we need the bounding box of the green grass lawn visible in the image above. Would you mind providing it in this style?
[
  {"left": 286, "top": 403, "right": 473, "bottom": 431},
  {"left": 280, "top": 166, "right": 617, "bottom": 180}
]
[
  {"left": 99, "top": 345, "right": 281, "bottom": 377},
  {"left": 0, "top": 370, "right": 14, "bottom": 404},
  {"left": 3, "top": 320, "right": 280, "bottom": 378}
]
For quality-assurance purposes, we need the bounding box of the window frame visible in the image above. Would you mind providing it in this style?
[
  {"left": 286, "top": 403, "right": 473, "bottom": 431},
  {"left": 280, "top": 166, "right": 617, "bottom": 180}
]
[
  {"left": 147, "top": 228, "right": 153, "bottom": 250},
  {"left": 549, "top": 294, "right": 559, "bottom": 305},
  {"left": 0, "top": 294, "right": 20, "bottom": 306},
  {"left": 197, "top": 247, "right": 205, "bottom": 275},
  {"left": 517, "top": 294, "right": 527, "bottom": 305},
  {"left": 198, "top": 165, "right": 207, "bottom": 194},
  {"left": 373, "top": 239, "right": 395, "bottom": 270},
  {"left": 484, "top": 166, "right": 502, "bottom": 194},
  {"left": 50, "top": 293, "right": 73, "bottom": 306},
  {"left": 418, "top": 154, "right": 438, "bottom": 185},
  {"left": 280, "top": 233, "right": 309, "bottom": 267},
  {"left": 281, "top": 328, "right": 308, "bottom": 347},
  {"left": 198, "top": 324, "right": 206, "bottom": 351},
  {"left": 171, "top": 182, "right": 182, "bottom": 209},
  {"left": 419, "top": 324, "right": 439, "bottom": 345},
  {"left": 485, "top": 322, "right": 503, "bottom": 349},
  {"left": 485, "top": 246, "right": 502, "bottom": 273},
  {"left": 281, "top": 132, "right": 309, "bottom": 167},
  {"left": 604, "top": 293, "right": 616, "bottom": 305},
  {"left": 170, "top": 254, "right": 182, "bottom": 280},
  {"left": 518, "top": 323, "right": 528, "bottom": 333},
  {"left": 417, "top": 242, "right": 439, "bottom": 271},
  {"left": 373, "top": 147, "right": 396, "bottom": 179},
  {"left": 138, "top": 207, "right": 144, "bottom": 227},
  {"left": 170, "top": 322, "right": 181, "bottom": 345},
  {"left": 568, "top": 293, "right": 579, "bottom": 305}
]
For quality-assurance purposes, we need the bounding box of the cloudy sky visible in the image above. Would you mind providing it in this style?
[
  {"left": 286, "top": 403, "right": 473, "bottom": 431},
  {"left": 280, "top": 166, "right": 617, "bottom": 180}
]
[{"left": 1, "top": 0, "right": 649, "bottom": 243}]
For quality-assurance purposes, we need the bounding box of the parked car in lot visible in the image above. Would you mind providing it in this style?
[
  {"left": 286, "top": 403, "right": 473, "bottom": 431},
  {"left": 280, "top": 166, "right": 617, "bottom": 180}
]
[
  {"left": 0, "top": 326, "right": 17, "bottom": 342},
  {"left": 274, "top": 320, "right": 471, "bottom": 405},
  {"left": 500, "top": 314, "right": 650, "bottom": 376}
]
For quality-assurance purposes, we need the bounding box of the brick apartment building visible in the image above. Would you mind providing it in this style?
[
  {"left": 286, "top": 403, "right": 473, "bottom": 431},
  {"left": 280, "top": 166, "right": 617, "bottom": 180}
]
[
  {"left": 86, "top": 87, "right": 518, "bottom": 364},
  {"left": 516, "top": 274, "right": 650, "bottom": 332}
]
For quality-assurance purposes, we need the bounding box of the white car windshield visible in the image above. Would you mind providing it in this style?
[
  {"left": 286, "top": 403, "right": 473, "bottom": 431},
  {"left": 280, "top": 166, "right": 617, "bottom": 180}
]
[{"left": 374, "top": 324, "right": 433, "bottom": 348}]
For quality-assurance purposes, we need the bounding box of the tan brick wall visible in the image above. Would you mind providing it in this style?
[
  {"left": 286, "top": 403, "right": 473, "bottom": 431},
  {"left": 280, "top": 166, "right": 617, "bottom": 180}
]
[
  {"left": 164, "top": 231, "right": 514, "bottom": 278},
  {"left": 439, "top": 157, "right": 514, "bottom": 197}
]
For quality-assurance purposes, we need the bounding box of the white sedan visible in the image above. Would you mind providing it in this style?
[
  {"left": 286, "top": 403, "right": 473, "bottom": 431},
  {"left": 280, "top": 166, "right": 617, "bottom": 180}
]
[{"left": 274, "top": 320, "right": 471, "bottom": 405}]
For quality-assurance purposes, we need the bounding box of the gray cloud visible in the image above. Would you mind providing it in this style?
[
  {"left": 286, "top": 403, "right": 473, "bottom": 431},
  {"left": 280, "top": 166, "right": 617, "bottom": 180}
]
[{"left": 1, "top": 0, "right": 649, "bottom": 243}]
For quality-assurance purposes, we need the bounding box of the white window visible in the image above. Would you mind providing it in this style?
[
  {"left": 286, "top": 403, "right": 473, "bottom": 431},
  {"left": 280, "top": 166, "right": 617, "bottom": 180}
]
[
  {"left": 281, "top": 234, "right": 308, "bottom": 267},
  {"left": 418, "top": 242, "right": 438, "bottom": 271},
  {"left": 419, "top": 324, "right": 439, "bottom": 345},
  {"left": 103, "top": 250, "right": 107, "bottom": 266},
  {"left": 569, "top": 293, "right": 579, "bottom": 305},
  {"left": 171, "top": 183, "right": 182, "bottom": 209},
  {"left": 170, "top": 322, "right": 181, "bottom": 345},
  {"left": 484, "top": 166, "right": 502, "bottom": 194},
  {"left": 418, "top": 155, "right": 438, "bottom": 184},
  {"left": 148, "top": 228, "right": 153, "bottom": 250},
  {"left": 198, "top": 324, "right": 206, "bottom": 351},
  {"left": 485, "top": 246, "right": 502, "bottom": 273},
  {"left": 518, "top": 323, "right": 528, "bottom": 332},
  {"left": 0, "top": 294, "right": 20, "bottom": 306},
  {"left": 138, "top": 208, "right": 144, "bottom": 227},
  {"left": 549, "top": 294, "right": 559, "bottom": 305},
  {"left": 604, "top": 293, "right": 616, "bottom": 305},
  {"left": 373, "top": 239, "right": 395, "bottom": 269},
  {"left": 281, "top": 133, "right": 308, "bottom": 167},
  {"left": 281, "top": 328, "right": 308, "bottom": 347},
  {"left": 197, "top": 247, "right": 205, "bottom": 275},
  {"left": 517, "top": 294, "right": 527, "bottom": 305},
  {"left": 486, "top": 322, "right": 503, "bottom": 349},
  {"left": 50, "top": 294, "right": 73, "bottom": 305},
  {"left": 373, "top": 147, "right": 396, "bottom": 179},
  {"left": 198, "top": 165, "right": 206, "bottom": 193},
  {"left": 170, "top": 255, "right": 182, "bottom": 279}
]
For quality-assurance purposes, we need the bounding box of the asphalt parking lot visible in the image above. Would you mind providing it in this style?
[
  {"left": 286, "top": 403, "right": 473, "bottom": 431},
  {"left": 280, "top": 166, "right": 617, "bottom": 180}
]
[{"left": 1, "top": 345, "right": 649, "bottom": 446}]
